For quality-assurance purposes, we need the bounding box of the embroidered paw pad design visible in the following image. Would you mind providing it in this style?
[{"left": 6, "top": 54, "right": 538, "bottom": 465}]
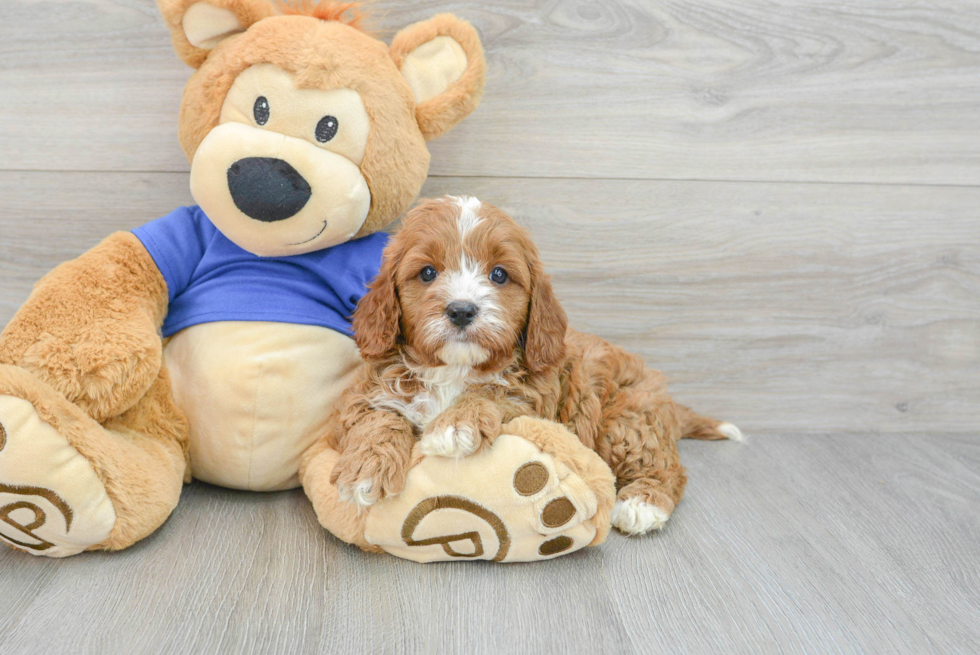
[
  {"left": 0, "top": 417, "right": 75, "bottom": 554},
  {"left": 0, "top": 396, "right": 116, "bottom": 558},
  {"left": 363, "top": 432, "right": 603, "bottom": 563},
  {"left": 513, "top": 461, "right": 586, "bottom": 557}
]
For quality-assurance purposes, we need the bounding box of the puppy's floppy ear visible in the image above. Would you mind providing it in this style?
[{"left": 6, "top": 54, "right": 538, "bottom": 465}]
[
  {"left": 353, "top": 246, "right": 403, "bottom": 360},
  {"left": 157, "top": 0, "right": 276, "bottom": 68},
  {"left": 389, "top": 14, "right": 487, "bottom": 141},
  {"left": 524, "top": 256, "right": 567, "bottom": 374}
]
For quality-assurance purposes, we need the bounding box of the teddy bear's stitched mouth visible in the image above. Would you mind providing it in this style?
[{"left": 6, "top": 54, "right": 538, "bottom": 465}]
[{"left": 286, "top": 220, "right": 328, "bottom": 246}]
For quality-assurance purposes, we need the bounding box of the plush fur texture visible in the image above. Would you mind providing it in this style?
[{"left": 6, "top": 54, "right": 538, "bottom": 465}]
[
  {"left": 0, "top": 2, "right": 486, "bottom": 555},
  {"left": 159, "top": 0, "right": 277, "bottom": 68},
  {"left": 0, "top": 233, "right": 169, "bottom": 423},
  {"left": 327, "top": 197, "right": 737, "bottom": 533},
  {"left": 163, "top": 1, "right": 486, "bottom": 237},
  {"left": 0, "top": 364, "right": 187, "bottom": 552},
  {"left": 0, "top": 233, "right": 186, "bottom": 554},
  {"left": 279, "top": 1, "right": 368, "bottom": 29},
  {"left": 389, "top": 14, "right": 487, "bottom": 140}
]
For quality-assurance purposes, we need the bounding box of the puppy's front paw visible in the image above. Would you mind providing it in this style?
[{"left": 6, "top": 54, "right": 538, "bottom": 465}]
[
  {"left": 419, "top": 422, "right": 480, "bottom": 459},
  {"left": 611, "top": 497, "right": 670, "bottom": 535},
  {"left": 336, "top": 478, "right": 379, "bottom": 509},
  {"left": 331, "top": 450, "right": 407, "bottom": 510}
]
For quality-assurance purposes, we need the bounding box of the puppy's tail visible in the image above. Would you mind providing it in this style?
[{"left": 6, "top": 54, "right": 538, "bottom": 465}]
[{"left": 677, "top": 405, "right": 743, "bottom": 442}]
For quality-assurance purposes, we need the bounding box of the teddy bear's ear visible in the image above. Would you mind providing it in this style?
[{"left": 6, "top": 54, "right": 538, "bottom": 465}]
[
  {"left": 389, "top": 14, "right": 487, "bottom": 141},
  {"left": 157, "top": 0, "right": 277, "bottom": 68}
]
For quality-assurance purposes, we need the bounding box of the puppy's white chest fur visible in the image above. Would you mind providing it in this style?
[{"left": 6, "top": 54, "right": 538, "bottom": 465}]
[
  {"left": 413, "top": 365, "right": 472, "bottom": 428},
  {"left": 374, "top": 364, "right": 499, "bottom": 429}
]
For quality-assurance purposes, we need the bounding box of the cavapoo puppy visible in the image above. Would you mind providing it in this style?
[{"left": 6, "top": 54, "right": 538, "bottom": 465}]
[{"left": 327, "top": 196, "right": 740, "bottom": 534}]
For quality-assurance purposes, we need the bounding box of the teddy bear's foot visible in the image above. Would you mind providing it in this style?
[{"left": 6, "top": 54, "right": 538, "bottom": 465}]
[
  {"left": 351, "top": 417, "right": 617, "bottom": 563},
  {"left": 302, "top": 417, "right": 618, "bottom": 562},
  {"left": 0, "top": 363, "right": 187, "bottom": 557},
  {"left": 0, "top": 393, "right": 116, "bottom": 557}
]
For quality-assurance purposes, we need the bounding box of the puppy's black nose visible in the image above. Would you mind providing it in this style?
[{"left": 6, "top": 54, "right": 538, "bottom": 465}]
[
  {"left": 446, "top": 301, "right": 479, "bottom": 328},
  {"left": 227, "top": 157, "right": 312, "bottom": 222}
]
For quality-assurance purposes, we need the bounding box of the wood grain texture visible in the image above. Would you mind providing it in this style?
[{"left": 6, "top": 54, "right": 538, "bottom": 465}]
[
  {"left": 1, "top": 433, "right": 977, "bottom": 654},
  {"left": 2, "top": 172, "right": 977, "bottom": 434},
  {"left": 2, "top": 0, "right": 980, "bottom": 184},
  {"left": 2, "top": 1, "right": 979, "bottom": 651}
]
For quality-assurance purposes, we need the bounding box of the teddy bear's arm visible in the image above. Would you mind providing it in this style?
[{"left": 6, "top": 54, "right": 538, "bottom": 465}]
[{"left": 0, "top": 232, "right": 168, "bottom": 422}]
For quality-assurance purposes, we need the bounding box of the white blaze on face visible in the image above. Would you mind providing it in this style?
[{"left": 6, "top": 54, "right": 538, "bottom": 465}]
[
  {"left": 444, "top": 195, "right": 493, "bottom": 310},
  {"left": 434, "top": 255, "right": 500, "bottom": 367},
  {"left": 451, "top": 195, "right": 483, "bottom": 236},
  {"left": 444, "top": 255, "right": 492, "bottom": 309},
  {"left": 428, "top": 196, "right": 506, "bottom": 365}
]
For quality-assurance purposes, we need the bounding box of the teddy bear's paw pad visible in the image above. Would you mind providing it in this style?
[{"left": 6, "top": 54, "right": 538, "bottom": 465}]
[
  {"left": 0, "top": 396, "right": 115, "bottom": 557},
  {"left": 512, "top": 458, "right": 599, "bottom": 539},
  {"left": 611, "top": 497, "right": 670, "bottom": 536},
  {"left": 363, "top": 433, "right": 603, "bottom": 562}
]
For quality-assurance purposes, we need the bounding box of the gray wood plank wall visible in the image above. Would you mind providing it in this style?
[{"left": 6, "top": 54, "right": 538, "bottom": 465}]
[
  {"left": 2, "top": 2, "right": 979, "bottom": 654},
  {"left": 2, "top": 0, "right": 978, "bottom": 434}
]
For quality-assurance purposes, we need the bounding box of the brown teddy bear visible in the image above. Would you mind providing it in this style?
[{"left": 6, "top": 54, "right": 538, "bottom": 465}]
[
  {"left": 0, "top": 0, "right": 489, "bottom": 557},
  {"left": 304, "top": 416, "right": 617, "bottom": 563}
]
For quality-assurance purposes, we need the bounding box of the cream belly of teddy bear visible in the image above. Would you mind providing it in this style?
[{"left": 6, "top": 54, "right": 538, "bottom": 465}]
[{"left": 164, "top": 321, "right": 362, "bottom": 491}]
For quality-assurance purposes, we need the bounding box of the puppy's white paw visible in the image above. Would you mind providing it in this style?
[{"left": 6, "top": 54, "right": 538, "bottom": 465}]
[
  {"left": 611, "top": 497, "right": 670, "bottom": 535},
  {"left": 419, "top": 424, "right": 479, "bottom": 459},
  {"left": 717, "top": 422, "right": 744, "bottom": 441},
  {"left": 337, "top": 479, "right": 378, "bottom": 510}
]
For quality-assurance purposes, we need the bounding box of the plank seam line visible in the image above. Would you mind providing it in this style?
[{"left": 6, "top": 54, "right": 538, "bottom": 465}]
[{"left": 1, "top": 170, "right": 980, "bottom": 190}]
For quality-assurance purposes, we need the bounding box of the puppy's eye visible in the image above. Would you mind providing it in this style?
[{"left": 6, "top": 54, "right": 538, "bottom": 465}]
[
  {"left": 316, "top": 115, "right": 339, "bottom": 143},
  {"left": 490, "top": 267, "right": 508, "bottom": 284},
  {"left": 253, "top": 96, "right": 270, "bottom": 126},
  {"left": 419, "top": 266, "right": 438, "bottom": 282}
]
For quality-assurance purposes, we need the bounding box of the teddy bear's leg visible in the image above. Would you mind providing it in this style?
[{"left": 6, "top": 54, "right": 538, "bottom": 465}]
[{"left": 0, "top": 363, "right": 187, "bottom": 557}]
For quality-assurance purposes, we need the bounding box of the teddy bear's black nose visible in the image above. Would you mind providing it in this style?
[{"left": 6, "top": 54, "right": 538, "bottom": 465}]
[{"left": 227, "top": 157, "right": 312, "bottom": 223}]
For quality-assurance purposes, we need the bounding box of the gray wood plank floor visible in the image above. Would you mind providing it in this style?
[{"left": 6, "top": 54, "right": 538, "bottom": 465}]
[
  {"left": 1, "top": 434, "right": 978, "bottom": 654},
  {"left": 1, "top": 0, "right": 979, "bottom": 653}
]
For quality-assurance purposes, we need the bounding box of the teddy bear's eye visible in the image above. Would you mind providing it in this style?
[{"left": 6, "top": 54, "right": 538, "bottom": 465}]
[
  {"left": 253, "top": 96, "right": 270, "bottom": 126},
  {"left": 316, "top": 115, "right": 339, "bottom": 143},
  {"left": 419, "top": 266, "right": 438, "bottom": 283}
]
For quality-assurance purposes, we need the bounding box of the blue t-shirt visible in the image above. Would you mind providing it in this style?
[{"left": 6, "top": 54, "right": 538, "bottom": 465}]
[{"left": 132, "top": 206, "right": 388, "bottom": 338}]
